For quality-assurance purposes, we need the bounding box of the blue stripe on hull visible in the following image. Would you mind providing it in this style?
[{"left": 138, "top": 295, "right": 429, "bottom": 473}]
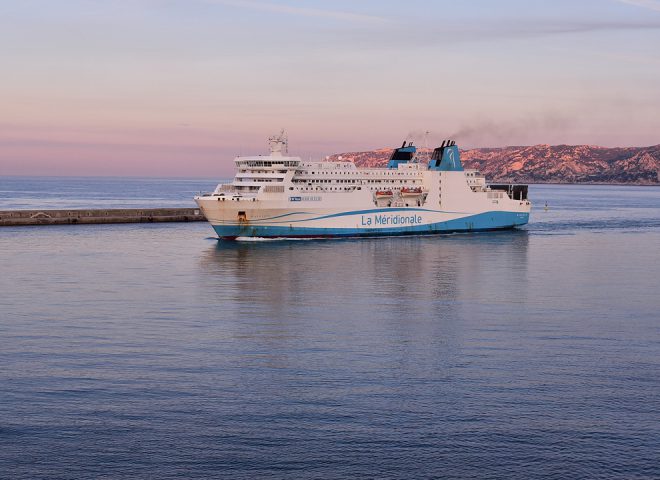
[{"left": 211, "top": 211, "right": 529, "bottom": 239}]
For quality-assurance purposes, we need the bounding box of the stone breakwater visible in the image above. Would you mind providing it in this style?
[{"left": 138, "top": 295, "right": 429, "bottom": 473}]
[{"left": 0, "top": 208, "right": 206, "bottom": 226}]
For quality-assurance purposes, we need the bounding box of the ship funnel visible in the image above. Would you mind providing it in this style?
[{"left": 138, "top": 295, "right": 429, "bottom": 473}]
[
  {"left": 387, "top": 140, "right": 417, "bottom": 169},
  {"left": 428, "top": 141, "right": 463, "bottom": 172}
]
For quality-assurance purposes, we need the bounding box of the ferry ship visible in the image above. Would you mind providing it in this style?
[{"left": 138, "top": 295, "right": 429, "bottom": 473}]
[{"left": 194, "top": 132, "right": 531, "bottom": 239}]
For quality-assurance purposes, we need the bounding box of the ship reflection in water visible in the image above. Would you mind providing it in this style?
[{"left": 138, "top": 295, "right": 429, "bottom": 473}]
[
  {"left": 200, "top": 231, "right": 531, "bottom": 311},
  {"left": 197, "top": 232, "right": 530, "bottom": 375}
]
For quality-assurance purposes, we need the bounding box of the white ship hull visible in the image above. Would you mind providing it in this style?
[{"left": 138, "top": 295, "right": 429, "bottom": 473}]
[
  {"left": 195, "top": 135, "right": 531, "bottom": 239},
  {"left": 197, "top": 205, "right": 529, "bottom": 239}
]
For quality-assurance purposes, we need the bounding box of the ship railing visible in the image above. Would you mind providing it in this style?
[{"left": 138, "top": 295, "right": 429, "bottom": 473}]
[
  {"left": 261, "top": 185, "right": 285, "bottom": 193},
  {"left": 299, "top": 185, "right": 362, "bottom": 193}
]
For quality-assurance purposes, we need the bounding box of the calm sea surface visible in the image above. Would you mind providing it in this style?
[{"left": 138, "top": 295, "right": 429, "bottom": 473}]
[{"left": 1, "top": 178, "right": 659, "bottom": 479}]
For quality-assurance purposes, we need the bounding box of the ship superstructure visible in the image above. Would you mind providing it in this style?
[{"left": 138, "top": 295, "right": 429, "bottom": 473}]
[{"left": 194, "top": 132, "right": 531, "bottom": 239}]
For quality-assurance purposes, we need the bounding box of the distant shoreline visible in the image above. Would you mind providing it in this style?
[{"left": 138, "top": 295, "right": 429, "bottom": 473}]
[
  {"left": 334, "top": 143, "right": 660, "bottom": 186},
  {"left": 513, "top": 182, "right": 659, "bottom": 187}
]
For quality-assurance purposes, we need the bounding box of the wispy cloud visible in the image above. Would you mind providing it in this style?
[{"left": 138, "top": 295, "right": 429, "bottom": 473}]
[
  {"left": 336, "top": 18, "right": 660, "bottom": 51},
  {"left": 205, "top": 0, "right": 388, "bottom": 24},
  {"left": 584, "top": 50, "right": 660, "bottom": 66},
  {"left": 543, "top": 45, "right": 660, "bottom": 67},
  {"left": 615, "top": 0, "right": 660, "bottom": 12}
]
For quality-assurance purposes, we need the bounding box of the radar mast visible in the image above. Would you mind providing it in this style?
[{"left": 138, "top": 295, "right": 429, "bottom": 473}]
[{"left": 268, "top": 129, "right": 288, "bottom": 156}]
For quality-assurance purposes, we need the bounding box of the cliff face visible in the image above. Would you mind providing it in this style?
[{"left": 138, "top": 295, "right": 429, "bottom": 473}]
[{"left": 327, "top": 145, "right": 660, "bottom": 184}]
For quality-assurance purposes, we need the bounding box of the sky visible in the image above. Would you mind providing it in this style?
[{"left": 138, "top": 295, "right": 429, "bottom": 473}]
[{"left": 1, "top": 0, "right": 660, "bottom": 177}]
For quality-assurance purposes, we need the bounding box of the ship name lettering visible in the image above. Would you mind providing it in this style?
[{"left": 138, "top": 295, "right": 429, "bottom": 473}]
[{"left": 361, "top": 214, "right": 423, "bottom": 226}]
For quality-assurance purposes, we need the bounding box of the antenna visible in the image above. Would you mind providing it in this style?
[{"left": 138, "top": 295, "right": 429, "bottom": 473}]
[{"left": 268, "top": 129, "right": 288, "bottom": 156}]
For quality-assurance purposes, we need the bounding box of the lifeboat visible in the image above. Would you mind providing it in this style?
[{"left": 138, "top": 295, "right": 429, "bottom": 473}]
[
  {"left": 400, "top": 187, "right": 423, "bottom": 197},
  {"left": 375, "top": 190, "right": 394, "bottom": 198}
]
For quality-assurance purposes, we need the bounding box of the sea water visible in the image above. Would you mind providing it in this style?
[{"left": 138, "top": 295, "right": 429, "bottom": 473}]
[{"left": 1, "top": 179, "right": 659, "bottom": 479}]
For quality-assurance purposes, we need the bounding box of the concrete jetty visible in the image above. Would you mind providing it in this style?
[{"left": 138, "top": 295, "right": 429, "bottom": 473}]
[{"left": 0, "top": 208, "right": 206, "bottom": 226}]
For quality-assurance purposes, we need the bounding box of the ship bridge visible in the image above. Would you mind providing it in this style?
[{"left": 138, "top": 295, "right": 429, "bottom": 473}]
[
  {"left": 232, "top": 155, "right": 301, "bottom": 193},
  {"left": 214, "top": 131, "right": 302, "bottom": 195}
]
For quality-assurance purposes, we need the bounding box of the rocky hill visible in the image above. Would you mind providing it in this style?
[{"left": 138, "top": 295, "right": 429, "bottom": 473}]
[{"left": 327, "top": 144, "right": 660, "bottom": 184}]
